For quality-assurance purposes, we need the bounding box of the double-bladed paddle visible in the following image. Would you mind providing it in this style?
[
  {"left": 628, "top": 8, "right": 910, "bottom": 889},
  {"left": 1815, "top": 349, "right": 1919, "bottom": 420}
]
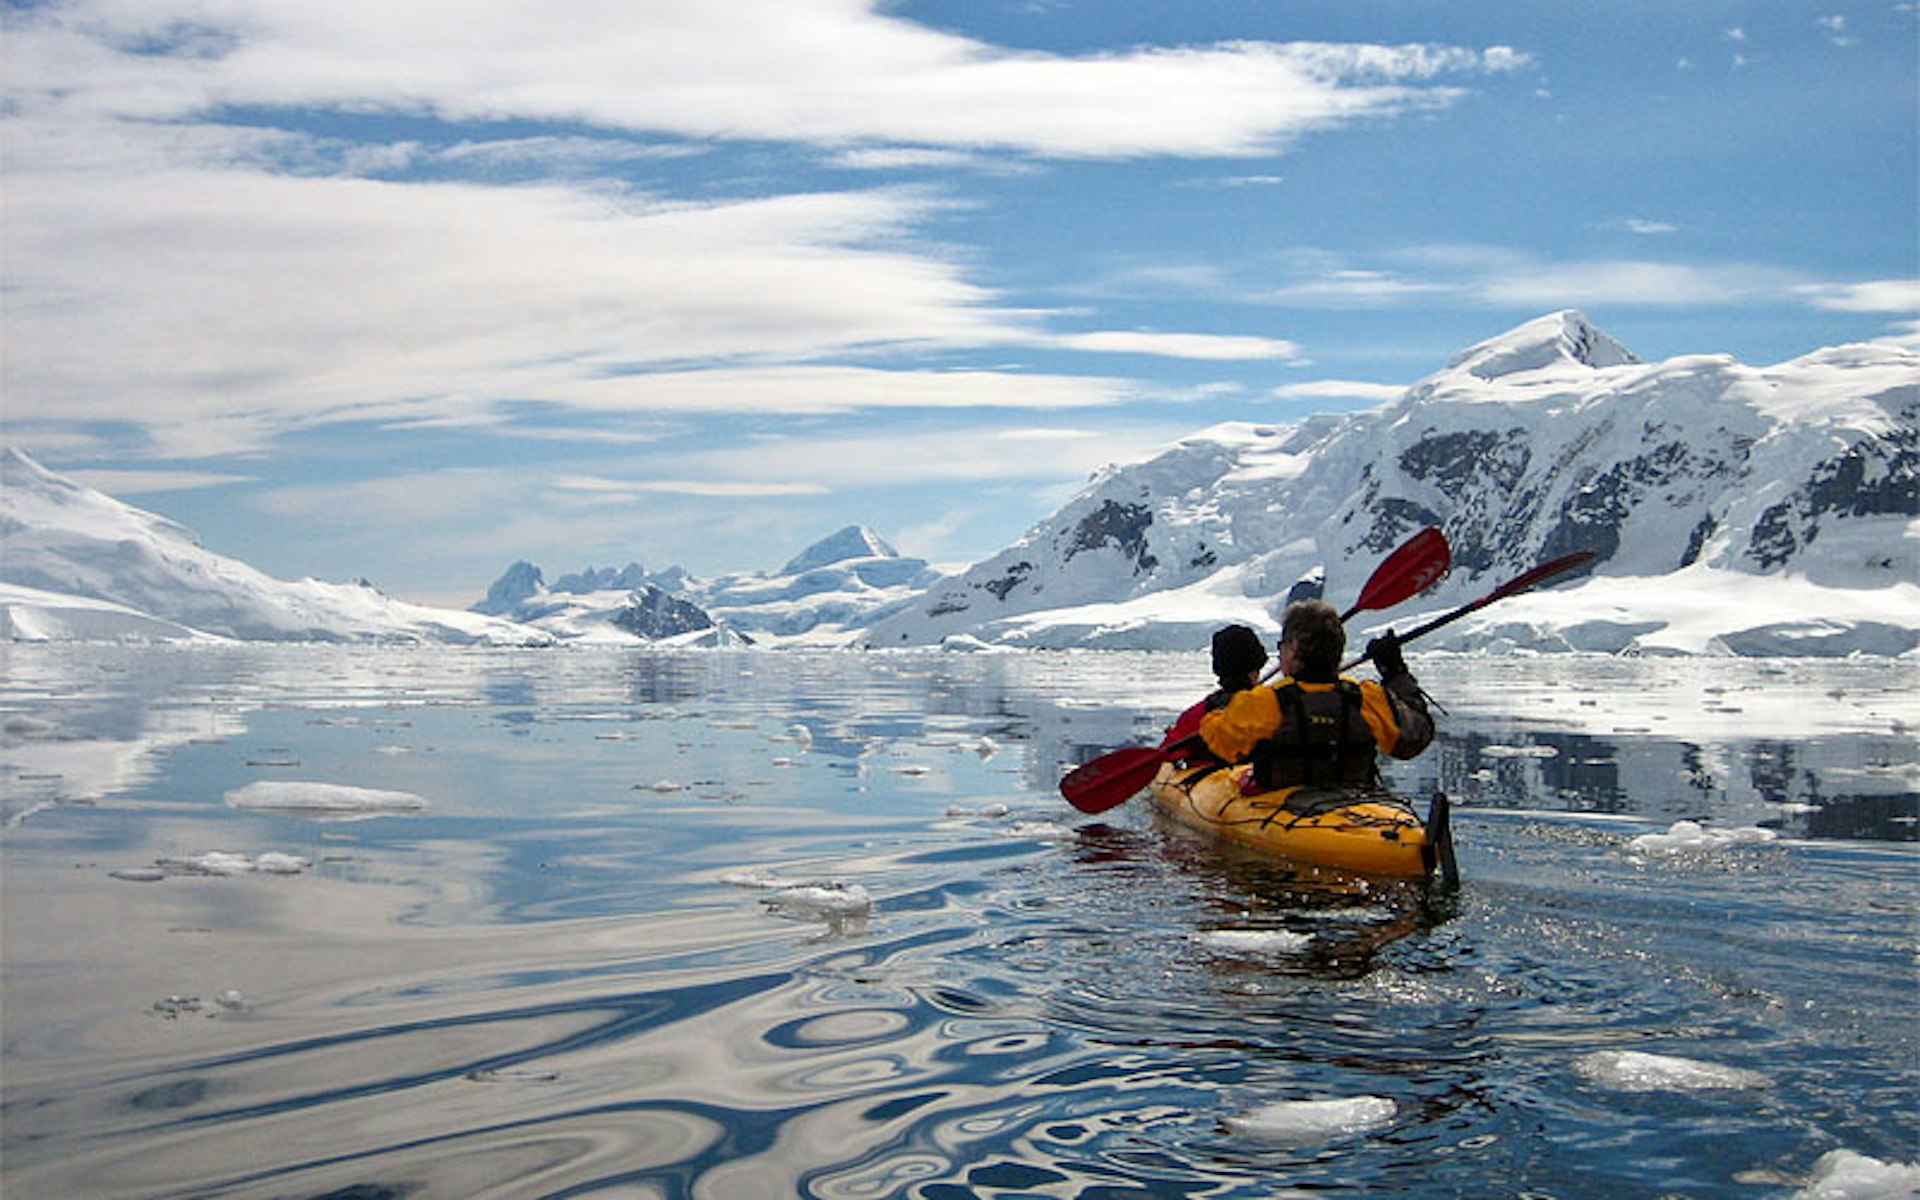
[
  {"left": 1059, "top": 527, "right": 1453, "bottom": 815},
  {"left": 1340, "top": 549, "right": 1598, "bottom": 670}
]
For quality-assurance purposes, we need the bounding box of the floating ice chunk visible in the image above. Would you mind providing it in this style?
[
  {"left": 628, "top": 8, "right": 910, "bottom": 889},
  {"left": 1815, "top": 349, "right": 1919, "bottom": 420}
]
[
  {"left": 1627, "top": 820, "right": 1778, "bottom": 855},
  {"left": 763, "top": 883, "right": 872, "bottom": 936},
  {"left": 1795, "top": 1150, "right": 1920, "bottom": 1200},
  {"left": 1197, "top": 929, "right": 1314, "bottom": 955},
  {"left": 170, "top": 851, "right": 256, "bottom": 877},
  {"left": 225, "top": 781, "right": 427, "bottom": 819},
  {"left": 1482, "top": 743, "right": 1560, "bottom": 758},
  {"left": 2, "top": 714, "right": 59, "bottom": 739},
  {"left": 946, "top": 802, "right": 1011, "bottom": 819},
  {"left": 720, "top": 870, "right": 792, "bottom": 891},
  {"left": 1574, "top": 1049, "right": 1772, "bottom": 1092},
  {"left": 1223, "top": 1096, "right": 1397, "bottom": 1145},
  {"left": 109, "top": 867, "right": 167, "bottom": 883},
  {"left": 1002, "top": 819, "right": 1071, "bottom": 841},
  {"left": 154, "top": 851, "right": 313, "bottom": 877}
]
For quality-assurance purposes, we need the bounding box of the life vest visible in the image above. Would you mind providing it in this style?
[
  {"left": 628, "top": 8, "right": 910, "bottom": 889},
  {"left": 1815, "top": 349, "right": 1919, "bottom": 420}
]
[{"left": 1251, "top": 680, "right": 1380, "bottom": 791}]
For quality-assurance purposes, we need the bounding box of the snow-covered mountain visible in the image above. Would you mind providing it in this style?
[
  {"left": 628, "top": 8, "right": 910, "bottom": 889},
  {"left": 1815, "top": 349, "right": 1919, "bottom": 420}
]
[
  {"left": 475, "top": 525, "right": 938, "bottom": 645},
  {"left": 8, "top": 312, "right": 1914, "bottom": 655},
  {"left": 867, "top": 311, "right": 1918, "bottom": 656},
  {"left": 0, "top": 447, "right": 550, "bottom": 645}
]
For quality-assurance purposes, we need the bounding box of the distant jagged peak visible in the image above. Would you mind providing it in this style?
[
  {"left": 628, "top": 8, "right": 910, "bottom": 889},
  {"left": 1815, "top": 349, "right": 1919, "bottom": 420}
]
[
  {"left": 473, "top": 560, "right": 545, "bottom": 615},
  {"left": 781, "top": 525, "right": 899, "bottom": 576},
  {"left": 1446, "top": 309, "right": 1640, "bottom": 381}
]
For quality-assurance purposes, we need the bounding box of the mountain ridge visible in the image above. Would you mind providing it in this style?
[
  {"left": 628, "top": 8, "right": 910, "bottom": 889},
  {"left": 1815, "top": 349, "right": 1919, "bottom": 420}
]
[
  {"left": 864, "top": 310, "right": 1918, "bottom": 655},
  {"left": 5, "top": 312, "right": 1916, "bottom": 655}
]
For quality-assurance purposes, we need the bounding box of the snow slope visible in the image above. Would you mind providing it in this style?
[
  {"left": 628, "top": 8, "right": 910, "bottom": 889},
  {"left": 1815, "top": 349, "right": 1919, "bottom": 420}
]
[
  {"left": 1, "top": 448, "right": 550, "bottom": 644},
  {"left": 866, "top": 312, "right": 1918, "bottom": 656}
]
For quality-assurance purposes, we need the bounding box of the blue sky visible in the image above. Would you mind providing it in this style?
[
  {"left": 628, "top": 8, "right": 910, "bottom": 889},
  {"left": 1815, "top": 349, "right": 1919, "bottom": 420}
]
[{"left": 5, "top": 0, "right": 1915, "bottom": 606}]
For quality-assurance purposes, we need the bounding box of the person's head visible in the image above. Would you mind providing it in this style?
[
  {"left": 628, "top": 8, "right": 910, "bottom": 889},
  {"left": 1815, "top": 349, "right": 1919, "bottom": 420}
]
[
  {"left": 1210, "top": 624, "right": 1268, "bottom": 689},
  {"left": 1279, "top": 599, "right": 1344, "bottom": 681}
]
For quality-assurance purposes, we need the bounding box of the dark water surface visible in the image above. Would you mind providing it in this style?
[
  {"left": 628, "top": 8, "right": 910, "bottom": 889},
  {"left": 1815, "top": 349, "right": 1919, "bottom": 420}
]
[{"left": 2, "top": 645, "right": 1914, "bottom": 1198}]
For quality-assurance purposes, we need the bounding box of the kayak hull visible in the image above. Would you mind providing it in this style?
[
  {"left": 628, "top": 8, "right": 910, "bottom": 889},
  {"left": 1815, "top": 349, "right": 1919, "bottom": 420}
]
[{"left": 1148, "top": 761, "right": 1431, "bottom": 878}]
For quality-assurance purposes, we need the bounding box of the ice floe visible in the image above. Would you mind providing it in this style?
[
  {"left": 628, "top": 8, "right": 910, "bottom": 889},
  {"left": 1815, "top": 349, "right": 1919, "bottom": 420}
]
[
  {"left": 1795, "top": 1150, "right": 1920, "bottom": 1200},
  {"left": 723, "top": 871, "right": 874, "bottom": 934},
  {"left": 1573, "top": 1049, "right": 1772, "bottom": 1092},
  {"left": 1001, "top": 819, "right": 1072, "bottom": 841},
  {"left": 1195, "top": 929, "right": 1315, "bottom": 955},
  {"left": 1481, "top": 743, "right": 1560, "bottom": 759},
  {"left": 148, "top": 851, "right": 314, "bottom": 877},
  {"left": 224, "top": 781, "right": 427, "bottom": 819},
  {"left": 1222, "top": 1096, "right": 1397, "bottom": 1145},
  {"left": 1626, "top": 820, "right": 1779, "bottom": 855},
  {"left": 945, "top": 802, "right": 1012, "bottom": 819}
]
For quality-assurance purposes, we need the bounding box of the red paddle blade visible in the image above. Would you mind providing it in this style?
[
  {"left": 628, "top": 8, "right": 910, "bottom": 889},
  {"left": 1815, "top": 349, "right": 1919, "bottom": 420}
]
[
  {"left": 1059, "top": 745, "right": 1174, "bottom": 813},
  {"left": 1342, "top": 526, "right": 1451, "bottom": 619}
]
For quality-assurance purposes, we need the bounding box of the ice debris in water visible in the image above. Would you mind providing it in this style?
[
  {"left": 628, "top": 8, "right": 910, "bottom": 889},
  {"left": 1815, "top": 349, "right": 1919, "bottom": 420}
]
[
  {"left": 1481, "top": 743, "right": 1559, "bottom": 758},
  {"left": 946, "top": 802, "right": 1011, "bottom": 819},
  {"left": 1196, "top": 929, "right": 1315, "bottom": 955},
  {"left": 1574, "top": 1049, "right": 1772, "bottom": 1092},
  {"left": 150, "top": 990, "right": 248, "bottom": 1019},
  {"left": 148, "top": 851, "right": 313, "bottom": 877},
  {"left": 1223, "top": 1096, "right": 1397, "bottom": 1145},
  {"left": 225, "top": 781, "right": 426, "bottom": 819},
  {"left": 722, "top": 871, "right": 873, "bottom": 932},
  {"left": 1627, "top": 820, "right": 1778, "bottom": 855},
  {"left": 1002, "top": 819, "right": 1072, "bottom": 841},
  {"left": 1795, "top": 1150, "right": 1920, "bottom": 1200},
  {"left": 763, "top": 883, "right": 872, "bottom": 921}
]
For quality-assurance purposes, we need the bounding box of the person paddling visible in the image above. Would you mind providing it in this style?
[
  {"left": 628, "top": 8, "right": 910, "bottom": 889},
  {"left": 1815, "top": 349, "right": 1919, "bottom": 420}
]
[
  {"left": 1161, "top": 623, "right": 1269, "bottom": 747},
  {"left": 1198, "top": 599, "right": 1433, "bottom": 792}
]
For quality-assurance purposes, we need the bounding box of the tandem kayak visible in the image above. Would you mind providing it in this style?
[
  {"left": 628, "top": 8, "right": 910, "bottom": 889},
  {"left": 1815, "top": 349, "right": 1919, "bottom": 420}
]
[{"left": 1148, "top": 760, "right": 1455, "bottom": 881}]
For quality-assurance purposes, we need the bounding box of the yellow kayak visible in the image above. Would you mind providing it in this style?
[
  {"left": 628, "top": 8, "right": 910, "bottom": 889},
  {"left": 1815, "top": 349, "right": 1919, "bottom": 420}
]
[{"left": 1148, "top": 761, "right": 1443, "bottom": 879}]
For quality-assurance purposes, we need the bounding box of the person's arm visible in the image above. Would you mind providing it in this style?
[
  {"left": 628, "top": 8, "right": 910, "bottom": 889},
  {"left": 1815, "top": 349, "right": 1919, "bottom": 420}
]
[
  {"left": 1361, "top": 631, "right": 1433, "bottom": 758},
  {"left": 1199, "top": 687, "right": 1282, "bottom": 762}
]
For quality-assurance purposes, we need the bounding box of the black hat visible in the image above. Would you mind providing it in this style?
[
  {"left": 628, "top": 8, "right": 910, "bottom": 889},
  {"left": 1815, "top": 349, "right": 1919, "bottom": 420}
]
[{"left": 1211, "top": 624, "right": 1268, "bottom": 681}]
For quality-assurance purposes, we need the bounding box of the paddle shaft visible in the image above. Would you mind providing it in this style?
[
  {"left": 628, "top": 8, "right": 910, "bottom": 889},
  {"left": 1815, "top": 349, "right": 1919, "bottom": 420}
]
[{"left": 1344, "top": 550, "right": 1597, "bottom": 669}]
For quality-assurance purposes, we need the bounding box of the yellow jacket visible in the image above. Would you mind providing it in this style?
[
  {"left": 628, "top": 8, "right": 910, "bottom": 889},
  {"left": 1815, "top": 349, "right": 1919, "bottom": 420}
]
[{"left": 1199, "top": 676, "right": 1431, "bottom": 765}]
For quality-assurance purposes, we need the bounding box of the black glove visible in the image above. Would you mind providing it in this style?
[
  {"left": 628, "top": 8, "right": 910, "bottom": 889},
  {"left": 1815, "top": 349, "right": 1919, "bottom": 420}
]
[{"left": 1367, "top": 630, "right": 1409, "bottom": 681}]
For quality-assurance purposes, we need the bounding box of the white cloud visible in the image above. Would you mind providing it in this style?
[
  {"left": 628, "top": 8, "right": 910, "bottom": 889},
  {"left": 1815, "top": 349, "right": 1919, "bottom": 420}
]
[
  {"left": 65, "top": 468, "right": 256, "bottom": 494},
  {"left": 4, "top": 0, "right": 1519, "bottom": 457},
  {"left": 1796, "top": 279, "right": 1920, "bottom": 313},
  {"left": 1472, "top": 258, "right": 1797, "bottom": 308},
  {"left": 1603, "top": 217, "right": 1679, "bottom": 235},
  {"left": 7, "top": 3, "right": 1519, "bottom": 159},
  {"left": 1817, "top": 15, "right": 1858, "bottom": 46},
  {"left": 551, "top": 476, "right": 828, "bottom": 499},
  {"left": 1053, "top": 330, "right": 1302, "bottom": 361},
  {"left": 1271, "top": 380, "right": 1406, "bottom": 403},
  {"left": 659, "top": 423, "right": 1183, "bottom": 490}
]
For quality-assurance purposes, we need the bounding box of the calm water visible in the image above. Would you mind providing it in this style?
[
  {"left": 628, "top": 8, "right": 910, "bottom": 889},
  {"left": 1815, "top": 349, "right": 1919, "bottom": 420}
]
[{"left": 2, "top": 645, "right": 1914, "bottom": 1199}]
